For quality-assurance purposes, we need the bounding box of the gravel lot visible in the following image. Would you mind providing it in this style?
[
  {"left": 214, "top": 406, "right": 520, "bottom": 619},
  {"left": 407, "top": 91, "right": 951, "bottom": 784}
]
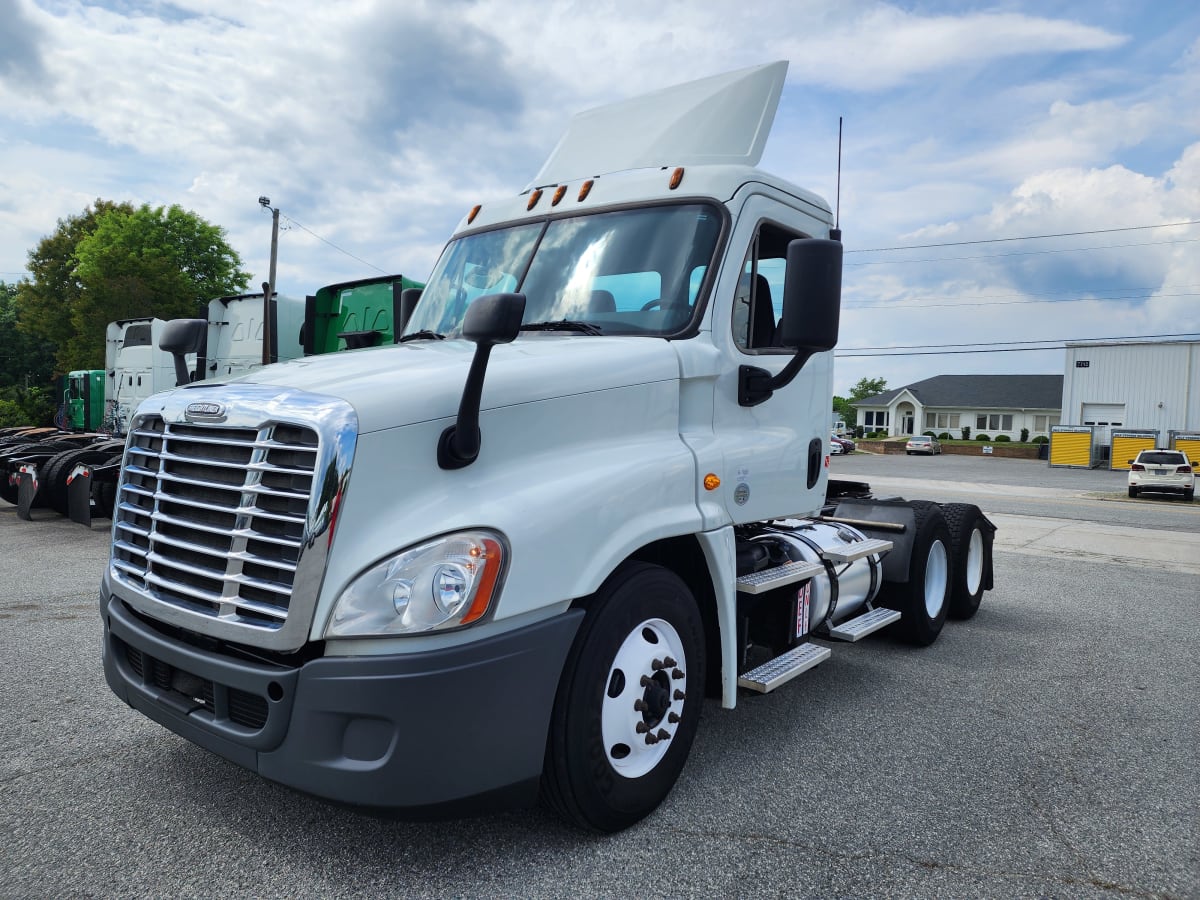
[{"left": 2, "top": 459, "right": 1197, "bottom": 899}]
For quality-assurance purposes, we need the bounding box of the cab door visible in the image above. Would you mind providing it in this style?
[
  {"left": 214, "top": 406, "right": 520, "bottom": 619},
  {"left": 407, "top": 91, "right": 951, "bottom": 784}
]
[{"left": 709, "top": 192, "right": 833, "bottom": 524}]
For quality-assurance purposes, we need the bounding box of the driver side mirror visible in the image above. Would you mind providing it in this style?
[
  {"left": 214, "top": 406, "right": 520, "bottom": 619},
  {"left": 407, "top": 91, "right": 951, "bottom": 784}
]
[
  {"left": 778, "top": 238, "right": 842, "bottom": 351},
  {"left": 738, "top": 238, "right": 842, "bottom": 407}
]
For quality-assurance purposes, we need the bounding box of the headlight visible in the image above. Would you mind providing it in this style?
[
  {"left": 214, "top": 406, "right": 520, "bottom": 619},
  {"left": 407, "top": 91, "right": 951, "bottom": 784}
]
[{"left": 325, "top": 531, "right": 506, "bottom": 638}]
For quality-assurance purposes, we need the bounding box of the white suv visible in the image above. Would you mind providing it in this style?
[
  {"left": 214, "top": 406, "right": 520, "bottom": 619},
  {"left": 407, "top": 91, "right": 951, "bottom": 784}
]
[{"left": 1127, "top": 449, "right": 1195, "bottom": 501}]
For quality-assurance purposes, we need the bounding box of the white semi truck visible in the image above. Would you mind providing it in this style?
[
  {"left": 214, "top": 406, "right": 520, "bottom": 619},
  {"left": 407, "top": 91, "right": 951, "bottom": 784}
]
[{"left": 100, "top": 63, "right": 996, "bottom": 832}]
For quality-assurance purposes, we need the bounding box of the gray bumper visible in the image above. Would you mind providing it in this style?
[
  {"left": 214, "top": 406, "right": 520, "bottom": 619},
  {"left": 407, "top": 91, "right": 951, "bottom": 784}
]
[{"left": 102, "top": 593, "right": 583, "bottom": 815}]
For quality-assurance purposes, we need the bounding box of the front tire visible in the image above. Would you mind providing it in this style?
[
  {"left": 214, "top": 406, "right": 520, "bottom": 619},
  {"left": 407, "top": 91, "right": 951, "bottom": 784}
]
[
  {"left": 542, "top": 562, "right": 705, "bottom": 832},
  {"left": 878, "top": 503, "right": 951, "bottom": 646}
]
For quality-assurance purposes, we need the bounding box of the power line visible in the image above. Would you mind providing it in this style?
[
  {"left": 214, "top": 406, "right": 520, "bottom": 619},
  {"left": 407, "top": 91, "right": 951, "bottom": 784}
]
[
  {"left": 278, "top": 213, "right": 389, "bottom": 275},
  {"left": 844, "top": 236, "right": 1200, "bottom": 266},
  {"left": 845, "top": 219, "right": 1200, "bottom": 253},
  {"left": 843, "top": 290, "right": 1200, "bottom": 310},
  {"left": 840, "top": 332, "right": 1200, "bottom": 352},
  {"left": 836, "top": 332, "right": 1200, "bottom": 358}
]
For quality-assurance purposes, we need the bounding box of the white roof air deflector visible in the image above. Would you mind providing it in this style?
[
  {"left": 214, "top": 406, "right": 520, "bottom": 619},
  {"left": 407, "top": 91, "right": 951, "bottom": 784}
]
[{"left": 528, "top": 60, "right": 789, "bottom": 189}]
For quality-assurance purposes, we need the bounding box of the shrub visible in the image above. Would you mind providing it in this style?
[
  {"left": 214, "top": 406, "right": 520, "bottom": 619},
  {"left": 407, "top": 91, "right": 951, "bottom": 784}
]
[
  {"left": 1020, "top": 427, "right": 1029, "bottom": 443},
  {"left": 994, "top": 434, "right": 1011, "bottom": 442},
  {"left": 937, "top": 432, "right": 952, "bottom": 440},
  {"left": 961, "top": 426, "right": 971, "bottom": 440},
  {"left": 1032, "top": 435, "right": 1049, "bottom": 444},
  {"left": 975, "top": 434, "right": 991, "bottom": 441},
  {"left": 923, "top": 430, "right": 936, "bottom": 438}
]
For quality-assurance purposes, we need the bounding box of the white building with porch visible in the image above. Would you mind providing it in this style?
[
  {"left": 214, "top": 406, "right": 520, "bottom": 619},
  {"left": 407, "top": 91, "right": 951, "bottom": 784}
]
[{"left": 853, "top": 375, "right": 1064, "bottom": 440}]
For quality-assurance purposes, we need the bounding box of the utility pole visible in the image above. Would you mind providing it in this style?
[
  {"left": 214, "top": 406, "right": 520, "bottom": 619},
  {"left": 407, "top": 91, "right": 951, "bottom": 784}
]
[{"left": 258, "top": 196, "right": 279, "bottom": 366}]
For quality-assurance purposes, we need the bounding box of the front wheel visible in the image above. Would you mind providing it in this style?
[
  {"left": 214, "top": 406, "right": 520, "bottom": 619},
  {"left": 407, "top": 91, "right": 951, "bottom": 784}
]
[{"left": 542, "top": 562, "right": 705, "bottom": 832}]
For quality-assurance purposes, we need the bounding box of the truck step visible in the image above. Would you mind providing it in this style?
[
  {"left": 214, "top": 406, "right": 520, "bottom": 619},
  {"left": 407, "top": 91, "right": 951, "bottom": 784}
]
[
  {"left": 820, "top": 537, "right": 893, "bottom": 564},
  {"left": 737, "top": 643, "right": 831, "bottom": 693},
  {"left": 736, "top": 559, "right": 825, "bottom": 595},
  {"left": 826, "top": 606, "right": 901, "bottom": 642}
]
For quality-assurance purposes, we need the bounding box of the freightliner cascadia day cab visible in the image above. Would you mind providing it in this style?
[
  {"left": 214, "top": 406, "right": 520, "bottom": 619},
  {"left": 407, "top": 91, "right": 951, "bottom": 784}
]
[{"left": 100, "top": 62, "right": 996, "bottom": 832}]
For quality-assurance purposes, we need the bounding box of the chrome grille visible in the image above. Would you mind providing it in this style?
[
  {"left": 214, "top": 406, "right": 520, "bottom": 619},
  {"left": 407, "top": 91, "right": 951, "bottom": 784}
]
[{"left": 112, "top": 415, "right": 319, "bottom": 629}]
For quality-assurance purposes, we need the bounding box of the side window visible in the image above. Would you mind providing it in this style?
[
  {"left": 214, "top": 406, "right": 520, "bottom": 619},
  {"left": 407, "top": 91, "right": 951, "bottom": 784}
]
[{"left": 732, "top": 221, "right": 804, "bottom": 352}]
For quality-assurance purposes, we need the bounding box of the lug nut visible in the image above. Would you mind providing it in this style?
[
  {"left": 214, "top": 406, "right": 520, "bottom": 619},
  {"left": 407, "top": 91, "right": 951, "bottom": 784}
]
[
  {"left": 657, "top": 728, "right": 670, "bottom": 741},
  {"left": 672, "top": 669, "right": 684, "bottom": 680},
  {"left": 636, "top": 722, "right": 649, "bottom": 734},
  {"left": 673, "top": 689, "right": 685, "bottom": 701},
  {"left": 668, "top": 712, "right": 680, "bottom": 724},
  {"left": 633, "top": 699, "right": 648, "bottom": 712},
  {"left": 651, "top": 658, "right": 665, "bottom": 671},
  {"left": 663, "top": 657, "right": 677, "bottom": 667},
  {"left": 645, "top": 733, "right": 659, "bottom": 745},
  {"left": 640, "top": 675, "right": 652, "bottom": 687}
]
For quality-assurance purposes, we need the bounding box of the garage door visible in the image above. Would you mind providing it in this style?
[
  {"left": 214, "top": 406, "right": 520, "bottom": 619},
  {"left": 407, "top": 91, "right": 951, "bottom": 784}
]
[{"left": 1080, "top": 403, "right": 1126, "bottom": 445}]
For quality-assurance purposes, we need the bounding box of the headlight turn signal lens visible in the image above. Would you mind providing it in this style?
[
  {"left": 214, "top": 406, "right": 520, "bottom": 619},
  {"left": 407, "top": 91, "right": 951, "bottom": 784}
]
[{"left": 326, "top": 530, "right": 506, "bottom": 638}]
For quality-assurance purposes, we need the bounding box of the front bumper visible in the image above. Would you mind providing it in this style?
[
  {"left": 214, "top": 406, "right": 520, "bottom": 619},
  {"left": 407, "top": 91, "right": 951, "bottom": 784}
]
[{"left": 102, "top": 592, "right": 583, "bottom": 815}]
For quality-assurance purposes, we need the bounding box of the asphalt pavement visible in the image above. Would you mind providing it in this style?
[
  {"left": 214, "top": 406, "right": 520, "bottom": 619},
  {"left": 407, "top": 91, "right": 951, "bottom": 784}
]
[{"left": 1, "top": 458, "right": 1197, "bottom": 899}]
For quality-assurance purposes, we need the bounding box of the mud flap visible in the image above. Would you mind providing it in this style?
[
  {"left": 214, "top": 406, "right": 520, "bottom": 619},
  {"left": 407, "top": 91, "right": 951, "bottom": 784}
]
[
  {"left": 67, "top": 464, "right": 93, "bottom": 527},
  {"left": 16, "top": 467, "right": 38, "bottom": 520}
]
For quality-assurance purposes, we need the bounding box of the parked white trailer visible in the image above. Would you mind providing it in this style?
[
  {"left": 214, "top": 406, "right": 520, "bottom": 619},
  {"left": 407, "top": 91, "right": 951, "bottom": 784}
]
[{"left": 100, "top": 62, "right": 996, "bottom": 832}]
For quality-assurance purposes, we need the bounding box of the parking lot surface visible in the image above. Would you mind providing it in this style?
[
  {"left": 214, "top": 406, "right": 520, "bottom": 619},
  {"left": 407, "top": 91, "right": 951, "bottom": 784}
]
[{"left": 2, "top": 457, "right": 1197, "bottom": 899}]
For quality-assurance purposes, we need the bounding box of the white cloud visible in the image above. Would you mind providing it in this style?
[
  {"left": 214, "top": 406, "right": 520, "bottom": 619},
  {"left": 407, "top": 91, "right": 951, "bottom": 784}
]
[{"left": 0, "top": 0, "right": 1195, "bottom": 399}]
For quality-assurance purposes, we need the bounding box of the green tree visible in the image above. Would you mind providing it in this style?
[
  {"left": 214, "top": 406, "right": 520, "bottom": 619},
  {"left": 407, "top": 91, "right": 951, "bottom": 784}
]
[
  {"left": 15, "top": 200, "right": 133, "bottom": 367},
  {"left": 0, "top": 280, "right": 56, "bottom": 389},
  {"left": 833, "top": 376, "right": 888, "bottom": 426},
  {"left": 16, "top": 200, "right": 250, "bottom": 371}
]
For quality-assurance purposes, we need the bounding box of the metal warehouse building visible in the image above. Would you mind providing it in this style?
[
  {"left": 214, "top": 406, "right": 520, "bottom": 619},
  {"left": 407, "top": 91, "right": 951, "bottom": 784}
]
[{"left": 1058, "top": 339, "right": 1200, "bottom": 467}]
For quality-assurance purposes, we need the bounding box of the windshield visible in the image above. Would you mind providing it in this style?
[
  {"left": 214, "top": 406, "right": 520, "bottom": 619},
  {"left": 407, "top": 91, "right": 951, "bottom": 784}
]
[{"left": 403, "top": 203, "right": 723, "bottom": 339}]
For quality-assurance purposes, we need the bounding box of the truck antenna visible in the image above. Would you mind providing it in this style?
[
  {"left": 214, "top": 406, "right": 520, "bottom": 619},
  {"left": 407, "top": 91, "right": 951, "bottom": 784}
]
[{"left": 831, "top": 116, "right": 843, "bottom": 243}]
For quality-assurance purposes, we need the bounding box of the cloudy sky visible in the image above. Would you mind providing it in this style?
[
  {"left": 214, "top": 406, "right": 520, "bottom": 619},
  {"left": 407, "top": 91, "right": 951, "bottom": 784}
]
[{"left": 1, "top": 0, "right": 1198, "bottom": 394}]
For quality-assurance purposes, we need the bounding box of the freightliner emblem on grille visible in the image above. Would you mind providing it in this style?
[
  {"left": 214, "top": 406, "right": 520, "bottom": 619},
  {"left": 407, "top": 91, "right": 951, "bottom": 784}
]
[{"left": 185, "top": 401, "right": 226, "bottom": 421}]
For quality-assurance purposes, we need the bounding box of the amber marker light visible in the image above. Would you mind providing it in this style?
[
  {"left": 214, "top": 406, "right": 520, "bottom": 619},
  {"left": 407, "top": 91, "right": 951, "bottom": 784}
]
[
  {"left": 467, "top": 205, "right": 481, "bottom": 224},
  {"left": 703, "top": 473, "right": 721, "bottom": 491},
  {"left": 669, "top": 167, "right": 684, "bottom": 190},
  {"left": 460, "top": 537, "right": 504, "bottom": 625},
  {"left": 578, "top": 179, "right": 594, "bottom": 202},
  {"left": 552, "top": 185, "right": 568, "bottom": 206},
  {"left": 527, "top": 189, "right": 543, "bottom": 210}
]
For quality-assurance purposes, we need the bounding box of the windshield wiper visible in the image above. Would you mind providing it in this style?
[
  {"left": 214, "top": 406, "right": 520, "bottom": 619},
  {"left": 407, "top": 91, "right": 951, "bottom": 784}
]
[
  {"left": 398, "top": 330, "right": 446, "bottom": 343},
  {"left": 520, "top": 320, "right": 603, "bottom": 335}
]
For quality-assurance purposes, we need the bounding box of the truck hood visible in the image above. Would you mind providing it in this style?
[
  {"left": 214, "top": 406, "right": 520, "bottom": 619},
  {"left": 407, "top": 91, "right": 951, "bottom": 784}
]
[{"left": 223, "top": 336, "right": 682, "bottom": 434}]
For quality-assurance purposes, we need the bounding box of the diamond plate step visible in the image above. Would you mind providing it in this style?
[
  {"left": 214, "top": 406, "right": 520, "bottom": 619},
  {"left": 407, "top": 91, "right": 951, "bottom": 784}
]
[
  {"left": 821, "top": 537, "right": 893, "bottom": 564},
  {"left": 735, "top": 560, "right": 825, "bottom": 595},
  {"left": 737, "top": 643, "right": 831, "bottom": 693},
  {"left": 827, "top": 606, "right": 901, "bottom": 642}
]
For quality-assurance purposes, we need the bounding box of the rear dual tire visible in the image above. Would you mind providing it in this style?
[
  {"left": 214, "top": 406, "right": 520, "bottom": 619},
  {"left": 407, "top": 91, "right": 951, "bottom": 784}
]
[{"left": 878, "top": 503, "right": 951, "bottom": 646}]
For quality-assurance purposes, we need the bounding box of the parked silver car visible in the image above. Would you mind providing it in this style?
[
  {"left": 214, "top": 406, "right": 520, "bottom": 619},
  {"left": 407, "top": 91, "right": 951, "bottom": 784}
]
[{"left": 905, "top": 435, "right": 942, "bottom": 456}]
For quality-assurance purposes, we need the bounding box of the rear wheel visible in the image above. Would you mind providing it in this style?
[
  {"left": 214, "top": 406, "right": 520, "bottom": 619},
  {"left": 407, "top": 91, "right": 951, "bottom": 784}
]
[
  {"left": 1128, "top": 486, "right": 1138, "bottom": 498},
  {"left": 1185, "top": 487, "right": 1195, "bottom": 502},
  {"left": 542, "top": 562, "right": 705, "bottom": 832},
  {"left": 940, "top": 503, "right": 991, "bottom": 620},
  {"left": 878, "top": 503, "right": 951, "bottom": 646}
]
